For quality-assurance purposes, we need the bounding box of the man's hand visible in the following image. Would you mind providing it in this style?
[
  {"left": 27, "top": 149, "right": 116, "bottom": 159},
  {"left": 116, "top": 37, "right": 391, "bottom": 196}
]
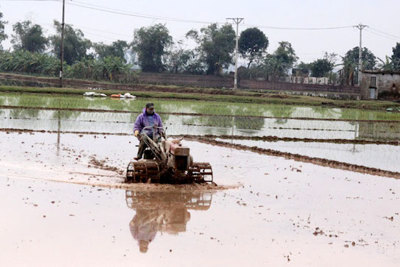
[{"left": 134, "top": 130, "right": 139, "bottom": 137}]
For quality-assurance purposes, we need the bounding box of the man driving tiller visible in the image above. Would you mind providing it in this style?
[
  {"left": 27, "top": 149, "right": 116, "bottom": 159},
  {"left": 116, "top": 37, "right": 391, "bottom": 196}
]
[{"left": 133, "top": 103, "right": 164, "bottom": 161}]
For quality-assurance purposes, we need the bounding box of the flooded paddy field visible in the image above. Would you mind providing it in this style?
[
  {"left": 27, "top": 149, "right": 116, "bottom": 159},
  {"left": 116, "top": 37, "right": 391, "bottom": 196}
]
[
  {"left": 1, "top": 93, "right": 400, "bottom": 266},
  {"left": 218, "top": 139, "right": 400, "bottom": 173}
]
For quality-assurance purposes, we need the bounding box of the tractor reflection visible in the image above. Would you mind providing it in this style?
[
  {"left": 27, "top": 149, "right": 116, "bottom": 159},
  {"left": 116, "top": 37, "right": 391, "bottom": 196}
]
[{"left": 125, "top": 190, "right": 213, "bottom": 253}]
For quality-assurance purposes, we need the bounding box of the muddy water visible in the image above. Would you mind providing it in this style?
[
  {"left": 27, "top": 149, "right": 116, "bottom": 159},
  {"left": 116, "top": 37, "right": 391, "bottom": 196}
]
[
  {"left": 219, "top": 139, "right": 400, "bottom": 173},
  {"left": 2, "top": 92, "right": 400, "bottom": 121},
  {"left": 1, "top": 131, "right": 399, "bottom": 266},
  {"left": 1, "top": 93, "right": 400, "bottom": 266},
  {"left": 2, "top": 107, "right": 400, "bottom": 141}
]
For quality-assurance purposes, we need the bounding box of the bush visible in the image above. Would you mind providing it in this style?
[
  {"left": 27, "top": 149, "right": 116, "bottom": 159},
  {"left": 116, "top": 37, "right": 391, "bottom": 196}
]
[
  {"left": 65, "top": 56, "right": 136, "bottom": 83},
  {"left": 0, "top": 50, "right": 59, "bottom": 75},
  {"left": 0, "top": 50, "right": 137, "bottom": 83}
]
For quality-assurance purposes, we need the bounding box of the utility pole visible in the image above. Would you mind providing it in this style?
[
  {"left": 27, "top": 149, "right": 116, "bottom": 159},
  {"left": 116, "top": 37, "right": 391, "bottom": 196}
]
[
  {"left": 227, "top": 17, "right": 244, "bottom": 90},
  {"left": 60, "top": 0, "right": 66, "bottom": 87},
  {"left": 354, "top": 23, "right": 367, "bottom": 85}
]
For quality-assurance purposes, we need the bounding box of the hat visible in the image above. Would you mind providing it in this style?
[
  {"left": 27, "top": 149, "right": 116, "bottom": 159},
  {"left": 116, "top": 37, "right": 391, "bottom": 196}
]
[{"left": 146, "top": 103, "right": 154, "bottom": 109}]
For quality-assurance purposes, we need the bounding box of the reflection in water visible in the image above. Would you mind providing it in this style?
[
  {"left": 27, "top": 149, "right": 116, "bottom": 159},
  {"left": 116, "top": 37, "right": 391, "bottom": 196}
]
[
  {"left": 357, "top": 121, "right": 400, "bottom": 141},
  {"left": 268, "top": 106, "right": 295, "bottom": 124},
  {"left": 2, "top": 104, "right": 400, "bottom": 141},
  {"left": 125, "top": 190, "right": 213, "bottom": 253}
]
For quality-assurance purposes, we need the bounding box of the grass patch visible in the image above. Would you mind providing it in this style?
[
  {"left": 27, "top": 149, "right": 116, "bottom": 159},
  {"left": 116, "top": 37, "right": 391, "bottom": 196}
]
[
  {"left": 1, "top": 84, "right": 400, "bottom": 111},
  {"left": 2, "top": 89, "right": 400, "bottom": 121}
]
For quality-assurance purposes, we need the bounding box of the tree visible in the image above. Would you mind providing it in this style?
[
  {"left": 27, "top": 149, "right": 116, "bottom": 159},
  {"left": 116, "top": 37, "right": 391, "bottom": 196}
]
[
  {"left": 187, "top": 23, "right": 235, "bottom": 75},
  {"left": 310, "top": 59, "right": 333, "bottom": 77},
  {"left": 132, "top": 24, "right": 172, "bottom": 72},
  {"left": 293, "top": 61, "right": 311, "bottom": 76},
  {"left": 274, "top": 41, "right": 298, "bottom": 68},
  {"left": 310, "top": 53, "right": 336, "bottom": 77},
  {"left": 0, "top": 11, "right": 7, "bottom": 49},
  {"left": 262, "top": 41, "right": 298, "bottom": 80},
  {"left": 341, "top": 47, "right": 376, "bottom": 85},
  {"left": 11, "top": 20, "right": 48, "bottom": 53},
  {"left": 165, "top": 40, "right": 205, "bottom": 74},
  {"left": 49, "top": 20, "right": 91, "bottom": 65},
  {"left": 94, "top": 40, "right": 129, "bottom": 62},
  {"left": 343, "top": 46, "right": 376, "bottom": 71},
  {"left": 377, "top": 56, "right": 394, "bottom": 71},
  {"left": 392, "top": 43, "right": 400, "bottom": 70},
  {"left": 238, "top": 27, "right": 268, "bottom": 68}
]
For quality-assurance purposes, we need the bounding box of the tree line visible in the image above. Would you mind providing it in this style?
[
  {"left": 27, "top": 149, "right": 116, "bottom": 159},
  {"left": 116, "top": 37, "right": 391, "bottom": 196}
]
[{"left": 0, "top": 10, "right": 399, "bottom": 85}]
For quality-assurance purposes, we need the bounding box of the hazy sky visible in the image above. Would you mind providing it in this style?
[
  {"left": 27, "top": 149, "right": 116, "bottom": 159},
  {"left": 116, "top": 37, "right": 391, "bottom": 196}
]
[{"left": 0, "top": 0, "right": 399, "bottom": 64}]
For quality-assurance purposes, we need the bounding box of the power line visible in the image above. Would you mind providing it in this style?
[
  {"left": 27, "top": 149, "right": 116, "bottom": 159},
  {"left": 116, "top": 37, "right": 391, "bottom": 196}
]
[
  {"left": 244, "top": 24, "right": 354, "bottom": 31},
  {"left": 68, "top": 0, "right": 215, "bottom": 25},
  {"left": 365, "top": 29, "right": 397, "bottom": 41},
  {"left": 369, "top": 27, "right": 400, "bottom": 39},
  {"left": 67, "top": 1, "right": 361, "bottom": 32}
]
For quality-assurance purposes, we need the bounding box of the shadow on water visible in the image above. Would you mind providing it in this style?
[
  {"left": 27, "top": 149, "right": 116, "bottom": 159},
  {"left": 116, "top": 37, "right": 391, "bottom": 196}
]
[{"left": 125, "top": 190, "right": 213, "bottom": 253}]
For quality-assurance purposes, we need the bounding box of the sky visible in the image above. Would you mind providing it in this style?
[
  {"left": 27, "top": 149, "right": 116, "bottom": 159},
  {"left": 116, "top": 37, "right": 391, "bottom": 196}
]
[{"left": 0, "top": 0, "right": 399, "bottom": 65}]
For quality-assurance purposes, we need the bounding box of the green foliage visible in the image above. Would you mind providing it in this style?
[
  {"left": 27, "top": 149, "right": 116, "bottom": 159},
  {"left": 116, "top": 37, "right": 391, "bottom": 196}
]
[
  {"left": 0, "top": 11, "right": 7, "bottom": 49},
  {"left": 239, "top": 27, "right": 268, "bottom": 67},
  {"left": 392, "top": 43, "right": 400, "bottom": 70},
  {"left": 377, "top": 56, "right": 394, "bottom": 71},
  {"left": 50, "top": 20, "right": 92, "bottom": 64},
  {"left": 132, "top": 24, "right": 172, "bottom": 72},
  {"left": 0, "top": 50, "right": 135, "bottom": 82},
  {"left": 187, "top": 23, "right": 235, "bottom": 75},
  {"left": 65, "top": 56, "right": 134, "bottom": 82},
  {"left": 341, "top": 47, "right": 376, "bottom": 85},
  {"left": 263, "top": 41, "right": 298, "bottom": 80},
  {"left": 0, "top": 50, "right": 59, "bottom": 75},
  {"left": 94, "top": 40, "right": 129, "bottom": 62},
  {"left": 165, "top": 42, "right": 205, "bottom": 74},
  {"left": 12, "top": 21, "right": 48, "bottom": 53},
  {"left": 274, "top": 41, "right": 298, "bottom": 68},
  {"left": 293, "top": 61, "right": 311, "bottom": 76},
  {"left": 238, "top": 41, "right": 298, "bottom": 81},
  {"left": 343, "top": 46, "right": 376, "bottom": 71},
  {"left": 310, "top": 59, "right": 334, "bottom": 77}
]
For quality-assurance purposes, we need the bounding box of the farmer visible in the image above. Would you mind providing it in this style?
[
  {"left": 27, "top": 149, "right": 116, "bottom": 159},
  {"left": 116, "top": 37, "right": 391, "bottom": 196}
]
[{"left": 133, "top": 103, "right": 163, "bottom": 160}]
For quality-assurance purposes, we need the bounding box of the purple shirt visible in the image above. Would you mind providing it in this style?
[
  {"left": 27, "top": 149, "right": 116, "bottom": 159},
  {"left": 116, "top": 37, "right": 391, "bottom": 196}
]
[{"left": 133, "top": 108, "right": 163, "bottom": 136}]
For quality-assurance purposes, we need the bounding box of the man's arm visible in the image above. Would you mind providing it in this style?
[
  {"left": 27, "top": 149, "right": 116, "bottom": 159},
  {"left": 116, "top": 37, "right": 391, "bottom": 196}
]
[{"left": 133, "top": 114, "right": 143, "bottom": 136}]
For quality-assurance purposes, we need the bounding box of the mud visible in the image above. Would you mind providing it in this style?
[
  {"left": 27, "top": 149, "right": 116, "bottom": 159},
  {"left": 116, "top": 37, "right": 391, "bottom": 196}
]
[
  {"left": 54, "top": 178, "right": 230, "bottom": 192},
  {"left": 2, "top": 105, "right": 400, "bottom": 123},
  {"left": 88, "top": 156, "right": 124, "bottom": 175},
  {"left": 1, "top": 130, "right": 399, "bottom": 266},
  {"left": 3, "top": 126, "right": 398, "bottom": 178}
]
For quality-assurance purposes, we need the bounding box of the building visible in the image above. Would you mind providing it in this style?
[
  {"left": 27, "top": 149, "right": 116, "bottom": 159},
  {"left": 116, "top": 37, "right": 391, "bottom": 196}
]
[
  {"left": 360, "top": 70, "right": 400, "bottom": 99},
  {"left": 289, "top": 75, "right": 329, "bottom": 85}
]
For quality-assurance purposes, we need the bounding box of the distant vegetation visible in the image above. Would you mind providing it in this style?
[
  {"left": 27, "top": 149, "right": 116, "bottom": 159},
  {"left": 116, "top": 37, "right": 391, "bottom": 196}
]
[{"left": 0, "top": 10, "right": 399, "bottom": 85}]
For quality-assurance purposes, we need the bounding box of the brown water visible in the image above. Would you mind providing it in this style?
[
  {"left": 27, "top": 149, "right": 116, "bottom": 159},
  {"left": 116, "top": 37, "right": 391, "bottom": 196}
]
[{"left": 1, "top": 131, "right": 399, "bottom": 266}]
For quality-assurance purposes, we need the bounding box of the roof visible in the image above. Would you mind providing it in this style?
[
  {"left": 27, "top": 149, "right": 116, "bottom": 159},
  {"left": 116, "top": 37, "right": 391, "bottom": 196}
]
[{"left": 362, "top": 70, "right": 400, "bottom": 75}]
